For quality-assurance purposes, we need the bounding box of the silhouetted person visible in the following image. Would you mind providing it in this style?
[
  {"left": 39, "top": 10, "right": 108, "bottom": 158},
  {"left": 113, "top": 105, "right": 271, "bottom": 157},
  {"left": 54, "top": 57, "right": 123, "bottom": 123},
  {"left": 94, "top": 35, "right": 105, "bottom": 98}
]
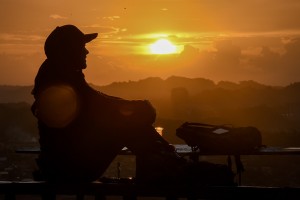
[{"left": 31, "top": 25, "right": 234, "bottom": 185}]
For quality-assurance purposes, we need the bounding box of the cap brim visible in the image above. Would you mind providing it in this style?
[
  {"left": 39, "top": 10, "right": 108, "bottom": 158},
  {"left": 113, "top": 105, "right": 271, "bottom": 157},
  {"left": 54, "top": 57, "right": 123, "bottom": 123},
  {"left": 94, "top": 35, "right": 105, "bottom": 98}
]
[{"left": 84, "top": 33, "right": 98, "bottom": 43}]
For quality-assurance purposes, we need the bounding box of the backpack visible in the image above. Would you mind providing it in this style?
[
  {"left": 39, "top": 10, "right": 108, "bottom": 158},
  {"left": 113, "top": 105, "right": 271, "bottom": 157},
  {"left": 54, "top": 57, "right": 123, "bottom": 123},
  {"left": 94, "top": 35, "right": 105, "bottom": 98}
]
[{"left": 176, "top": 122, "right": 263, "bottom": 154}]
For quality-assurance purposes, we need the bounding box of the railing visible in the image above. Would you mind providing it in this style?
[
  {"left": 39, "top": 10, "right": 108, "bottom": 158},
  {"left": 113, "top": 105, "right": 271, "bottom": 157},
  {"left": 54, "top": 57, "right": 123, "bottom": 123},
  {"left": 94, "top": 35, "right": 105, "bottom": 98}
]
[
  {"left": 2, "top": 145, "right": 300, "bottom": 200},
  {"left": 15, "top": 145, "right": 300, "bottom": 155},
  {"left": 15, "top": 145, "right": 300, "bottom": 185}
]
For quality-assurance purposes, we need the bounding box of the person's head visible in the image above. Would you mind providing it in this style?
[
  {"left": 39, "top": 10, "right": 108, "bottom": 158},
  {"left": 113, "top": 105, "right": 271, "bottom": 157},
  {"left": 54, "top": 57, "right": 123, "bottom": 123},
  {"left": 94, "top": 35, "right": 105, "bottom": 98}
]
[{"left": 44, "top": 25, "right": 97, "bottom": 70}]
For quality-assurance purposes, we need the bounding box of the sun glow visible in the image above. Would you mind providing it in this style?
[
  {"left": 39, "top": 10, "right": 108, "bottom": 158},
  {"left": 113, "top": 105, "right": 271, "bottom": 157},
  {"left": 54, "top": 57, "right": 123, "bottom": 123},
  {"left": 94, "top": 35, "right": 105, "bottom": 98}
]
[{"left": 149, "top": 39, "right": 178, "bottom": 54}]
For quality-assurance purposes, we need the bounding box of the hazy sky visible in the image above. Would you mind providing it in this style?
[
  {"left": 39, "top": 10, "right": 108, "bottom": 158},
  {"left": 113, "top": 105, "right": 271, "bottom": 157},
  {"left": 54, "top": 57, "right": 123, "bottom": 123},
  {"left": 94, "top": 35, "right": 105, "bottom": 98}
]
[{"left": 1, "top": 0, "right": 300, "bottom": 86}]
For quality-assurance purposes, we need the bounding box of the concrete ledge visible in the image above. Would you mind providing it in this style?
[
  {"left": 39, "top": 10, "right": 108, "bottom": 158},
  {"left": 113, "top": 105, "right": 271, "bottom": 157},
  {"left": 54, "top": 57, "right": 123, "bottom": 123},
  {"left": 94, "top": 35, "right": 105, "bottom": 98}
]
[{"left": 1, "top": 180, "right": 300, "bottom": 200}]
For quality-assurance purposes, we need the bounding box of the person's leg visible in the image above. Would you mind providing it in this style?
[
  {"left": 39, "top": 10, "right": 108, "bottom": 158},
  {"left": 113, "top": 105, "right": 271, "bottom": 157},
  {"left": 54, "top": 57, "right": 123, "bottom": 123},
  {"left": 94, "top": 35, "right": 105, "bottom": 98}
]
[
  {"left": 118, "top": 124, "right": 186, "bottom": 184},
  {"left": 118, "top": 124, "right": 235, "bottom": 185}
]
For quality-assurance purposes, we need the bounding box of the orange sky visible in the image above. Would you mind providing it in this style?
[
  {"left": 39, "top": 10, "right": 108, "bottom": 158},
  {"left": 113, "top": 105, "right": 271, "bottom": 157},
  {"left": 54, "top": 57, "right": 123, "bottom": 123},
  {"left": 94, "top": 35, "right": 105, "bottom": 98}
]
[{"left": 1, "top": 0, "right": 300, "bottom": 86}]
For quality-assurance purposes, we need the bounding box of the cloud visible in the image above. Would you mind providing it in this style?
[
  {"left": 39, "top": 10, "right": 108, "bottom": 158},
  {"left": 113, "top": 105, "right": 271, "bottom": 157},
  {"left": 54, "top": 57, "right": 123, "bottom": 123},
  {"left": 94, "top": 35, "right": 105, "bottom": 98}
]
[
  {"left": 175, "top": 36, "right": 300, "bottom": 85},
  {"left": 82, "top": 24, "right": 120, "bottom": 34},
  {"left": 49, "top": 14, "right": 68, "bottom": 20},
  {"left": 177, "top": 40, "right": 243, "bottom": 81},
  {"left": 0, "top": 33, "right": 44, "bottom": 43},
  {"left": 0, "top": 33, "right": 44, "bottom": 55},
  {"left": 102, "top": 16, "right": 120, "bottom": 21}
]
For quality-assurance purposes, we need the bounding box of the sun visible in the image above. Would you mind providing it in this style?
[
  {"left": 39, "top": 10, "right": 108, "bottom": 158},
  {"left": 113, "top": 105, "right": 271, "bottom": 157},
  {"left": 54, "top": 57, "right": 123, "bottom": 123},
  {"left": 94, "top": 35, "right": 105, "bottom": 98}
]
[{"left": 149, "top": 39, "right": 177, "bottom": 54}]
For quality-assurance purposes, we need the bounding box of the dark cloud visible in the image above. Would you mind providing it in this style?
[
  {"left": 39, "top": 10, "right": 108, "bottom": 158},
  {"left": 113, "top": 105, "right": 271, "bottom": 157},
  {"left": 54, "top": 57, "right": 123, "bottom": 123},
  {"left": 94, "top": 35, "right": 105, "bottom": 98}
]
[
  {"left": 282, "top": 38, "right": 300, "bottom": 61},
  {"left": 250, "top": 46, "right": 281, "bottom": 71},
  {"left": 175, "top": 37, "right": 300, "bottom": 85},
  {"left": 247, "top": 37, "right": 300, "bottom": 84},
  {"left": 214, "top": 40, "right": 242, "bottom": 67},
  {"left": 279, "top": 38, "right": 300, "bottom": 83},
  {"left": 180, "top": 45, "right": 199, "bottom": 58}
]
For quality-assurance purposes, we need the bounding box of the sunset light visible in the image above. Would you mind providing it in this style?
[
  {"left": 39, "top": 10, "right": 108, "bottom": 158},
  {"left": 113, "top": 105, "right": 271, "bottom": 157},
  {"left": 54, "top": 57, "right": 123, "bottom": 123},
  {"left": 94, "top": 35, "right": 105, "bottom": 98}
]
[
  {"left": 2, "top": 0, "right": 300, "bottom": 188},
  {"left": 149, "top": 39, "right": 177, "bottom": 54},
  {"left": 1, "top": 0, "right": 300, "bottom": 86}
]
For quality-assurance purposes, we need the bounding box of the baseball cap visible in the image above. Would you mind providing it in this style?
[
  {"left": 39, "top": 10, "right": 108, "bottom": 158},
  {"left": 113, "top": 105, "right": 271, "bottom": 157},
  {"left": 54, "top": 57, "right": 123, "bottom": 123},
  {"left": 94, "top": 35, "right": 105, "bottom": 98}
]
[{"left": 44, "top": 25, "right": 98, "bottom": 58}]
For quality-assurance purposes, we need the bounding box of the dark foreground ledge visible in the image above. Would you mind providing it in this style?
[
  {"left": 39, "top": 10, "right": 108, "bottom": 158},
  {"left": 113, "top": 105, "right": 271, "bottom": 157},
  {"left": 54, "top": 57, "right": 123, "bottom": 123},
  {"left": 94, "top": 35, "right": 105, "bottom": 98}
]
[{"left": 1, "top": 181, "right": 300, "bottom": 200}]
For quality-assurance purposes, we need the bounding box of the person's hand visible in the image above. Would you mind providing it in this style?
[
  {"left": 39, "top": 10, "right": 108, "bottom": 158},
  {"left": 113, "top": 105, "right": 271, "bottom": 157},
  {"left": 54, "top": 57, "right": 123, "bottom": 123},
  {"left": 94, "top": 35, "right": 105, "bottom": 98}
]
[{"left": 141, "top": 100, "right": 156, "bottom": 123}]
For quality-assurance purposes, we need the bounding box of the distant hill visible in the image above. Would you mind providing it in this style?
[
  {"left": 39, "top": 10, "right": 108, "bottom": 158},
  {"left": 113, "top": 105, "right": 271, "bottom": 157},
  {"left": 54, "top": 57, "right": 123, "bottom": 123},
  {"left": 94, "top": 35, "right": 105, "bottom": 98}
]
[
  {"left": 0, "top": 76, "right": 300, "bottom": 134},
  {"left": 93, "top": 76, "right": 272, "bottom": 100},
  {"left": 0, "top": 85, "right": 33, "bottom": 104},
  {"left": 100, "top": 76, "right": 215, "bottom": 100},
  {"left": 0, "top": 76, "right": 271, "bottom": 103}
]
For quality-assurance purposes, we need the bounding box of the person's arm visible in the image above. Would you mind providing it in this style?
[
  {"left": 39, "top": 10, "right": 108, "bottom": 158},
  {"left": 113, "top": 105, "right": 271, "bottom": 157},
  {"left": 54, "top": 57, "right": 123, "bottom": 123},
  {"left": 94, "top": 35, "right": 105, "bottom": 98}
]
[{"left": 87, "top": 85, "right": 156, "bottom": 125}]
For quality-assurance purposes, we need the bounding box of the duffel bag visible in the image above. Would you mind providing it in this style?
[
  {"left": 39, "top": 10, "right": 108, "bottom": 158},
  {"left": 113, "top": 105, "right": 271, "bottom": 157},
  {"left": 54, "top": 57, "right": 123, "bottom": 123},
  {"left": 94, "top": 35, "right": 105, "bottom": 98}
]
[{"left": 176, "top": 122, "right": 263, "bottom": 154}]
